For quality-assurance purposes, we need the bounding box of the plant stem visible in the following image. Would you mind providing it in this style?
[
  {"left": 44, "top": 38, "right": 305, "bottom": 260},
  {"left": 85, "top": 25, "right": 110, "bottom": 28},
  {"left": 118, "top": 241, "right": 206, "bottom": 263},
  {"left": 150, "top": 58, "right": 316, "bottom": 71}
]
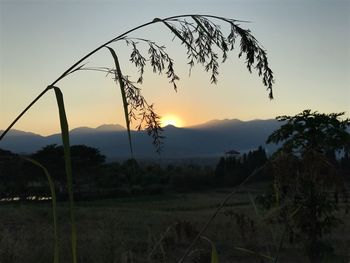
[
  {"left": 0, "top": 14, "right": 249, "bottom": 141},
  {"left": 0, "top": 86, "right": 51, "bottom": 141},
  {"left": 106, "top": 47, "right": 134, "bottom": 158},
  {"left": 53, "top": 86, "right": 77, "bottom": 263}
]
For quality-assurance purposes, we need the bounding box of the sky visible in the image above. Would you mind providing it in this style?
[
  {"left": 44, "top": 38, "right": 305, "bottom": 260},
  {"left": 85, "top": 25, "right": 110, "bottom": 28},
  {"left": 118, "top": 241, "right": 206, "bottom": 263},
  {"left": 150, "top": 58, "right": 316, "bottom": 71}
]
[{"left": 0, "top": 0, "right": 349, "bottom": 136}]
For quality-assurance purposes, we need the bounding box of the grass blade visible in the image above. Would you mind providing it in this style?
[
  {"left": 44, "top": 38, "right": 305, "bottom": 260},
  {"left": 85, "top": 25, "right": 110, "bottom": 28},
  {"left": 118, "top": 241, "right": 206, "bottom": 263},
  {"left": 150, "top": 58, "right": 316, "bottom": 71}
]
[
  {"left": 106, "top": 46, "right": 134, "bottom": 158},
  {"left": 148, "top": 225, "right": 174, "bottom": 260},
  {"left": 201, "top": 236, "right": 219, "bottom": 263},
  {"left": 22, "top": 157, "right": 59, "bottom": 263},
  {"left": 53, "top": 86, "right": 77, "bottom": 263}
]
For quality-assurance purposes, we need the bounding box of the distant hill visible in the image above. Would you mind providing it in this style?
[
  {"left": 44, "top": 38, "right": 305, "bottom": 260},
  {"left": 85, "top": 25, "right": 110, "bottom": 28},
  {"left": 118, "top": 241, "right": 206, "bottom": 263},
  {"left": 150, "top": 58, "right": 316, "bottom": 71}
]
[
  {"left": 0, "top": 119, "right": 281, "bottom": 160},
  {"left": 0, "top": 129, "right": 47, "bottom": 154},
  {"left": 70, "top": 124, "right": 125, "bottom": 134},
  {"left": 189, "top": 118, "right": 243, "bottom": 129}
]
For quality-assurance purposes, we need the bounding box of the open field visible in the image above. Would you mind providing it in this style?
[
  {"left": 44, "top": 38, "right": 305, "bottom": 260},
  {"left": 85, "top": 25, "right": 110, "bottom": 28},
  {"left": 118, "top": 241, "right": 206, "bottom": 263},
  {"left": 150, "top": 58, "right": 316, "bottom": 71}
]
[{"left": 1, "top": 184, "right": 349, "bottom": 263}]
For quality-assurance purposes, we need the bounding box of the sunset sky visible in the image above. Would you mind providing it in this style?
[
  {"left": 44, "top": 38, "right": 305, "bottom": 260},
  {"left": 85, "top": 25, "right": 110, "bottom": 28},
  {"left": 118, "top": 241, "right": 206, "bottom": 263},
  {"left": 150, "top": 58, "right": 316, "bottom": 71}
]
[{"left": 0, "top": 0, "right": 349, "bottom": 136}]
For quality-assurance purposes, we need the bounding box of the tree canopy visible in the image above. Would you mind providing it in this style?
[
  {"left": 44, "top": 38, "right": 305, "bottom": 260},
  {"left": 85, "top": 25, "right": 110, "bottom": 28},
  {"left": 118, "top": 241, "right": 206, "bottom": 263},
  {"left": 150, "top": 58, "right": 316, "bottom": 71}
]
[
  {"left": 267, "top": 109, "right": 350, "bottom": 156},
  {"left": 264, "top": 110, "right": 350, "bottom": 262},
  {"left": 31, "top": 144, "right": 105, "bottom": 183}
]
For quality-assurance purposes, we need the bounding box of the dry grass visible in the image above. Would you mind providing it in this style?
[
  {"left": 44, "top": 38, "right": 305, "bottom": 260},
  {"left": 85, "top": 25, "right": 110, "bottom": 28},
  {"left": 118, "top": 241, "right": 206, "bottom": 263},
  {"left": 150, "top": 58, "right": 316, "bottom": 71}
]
[{"left": 1, "top": 186, "right": 349, "bottom": 263}]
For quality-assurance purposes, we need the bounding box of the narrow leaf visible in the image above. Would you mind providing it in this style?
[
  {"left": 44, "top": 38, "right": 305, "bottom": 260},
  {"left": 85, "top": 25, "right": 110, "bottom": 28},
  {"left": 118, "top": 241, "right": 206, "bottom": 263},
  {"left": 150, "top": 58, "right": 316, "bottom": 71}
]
[
  {"left": 52, "top": 86, "right": 77, "bottom": 263},
  {"left": 162, "top": 20, "right": 198, "bottom": 55},
  {"left": 23, "top": 157, "right": 59, "bottom": 263},
  {"left": 191, "top": 15, "right": 212, "bottom": 37},
  {"left": 106, "top": 46, "right": 134, "bottom": 158},
  {"left": 201, "top": 236, "right": 219, "bottom": 263}
]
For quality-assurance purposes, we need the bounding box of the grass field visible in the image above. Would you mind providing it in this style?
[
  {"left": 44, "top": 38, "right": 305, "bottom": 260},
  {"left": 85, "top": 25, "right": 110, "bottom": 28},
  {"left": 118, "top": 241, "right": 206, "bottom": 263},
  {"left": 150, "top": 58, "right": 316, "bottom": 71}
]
[{"left": 1, "top": 184, "right": 349, "bottom": 263}]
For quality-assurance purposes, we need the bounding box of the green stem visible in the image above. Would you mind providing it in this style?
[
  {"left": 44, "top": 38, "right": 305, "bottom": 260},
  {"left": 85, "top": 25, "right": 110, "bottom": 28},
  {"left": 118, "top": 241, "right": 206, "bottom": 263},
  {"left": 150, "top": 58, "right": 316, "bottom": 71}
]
[
  {"left": 0, "top": 14, "right": 249, "bottom": 141},
  {"left": 53, "top": 86, "right": 77, "bottom": 263},
  {"left": 22, "top": 157, "right": 60, "bottom": 263},
  {"left": 0, "top": 86, "right": 51, "bottom": 141},
  {"left": 106, "top": 47, "right": 134, "bottom": 158}
]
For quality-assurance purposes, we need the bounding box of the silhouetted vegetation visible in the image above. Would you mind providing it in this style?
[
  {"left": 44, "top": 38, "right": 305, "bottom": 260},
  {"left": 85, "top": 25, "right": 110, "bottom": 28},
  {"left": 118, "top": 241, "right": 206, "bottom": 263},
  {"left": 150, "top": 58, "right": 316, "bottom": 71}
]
[
  {"left": 1, "top": 110, "right": 350, "bottom": 262},
  {"left": 0, "top": 14, "right": 277, "bottom": 263},
  {"left": 259, "top": 110, "right": 350, "bottom": 262},
  {"left": 215, "top": 146, "right": 268, "bottom": 185},
  {"left": 1, "top": 132, "right": 349, "bottom": 203},
  {"left": 1, "top": 144, "right": 272, "bottom": 200},
  {"left": 1, "top": 9, "right": 349, "bottom": 261}
]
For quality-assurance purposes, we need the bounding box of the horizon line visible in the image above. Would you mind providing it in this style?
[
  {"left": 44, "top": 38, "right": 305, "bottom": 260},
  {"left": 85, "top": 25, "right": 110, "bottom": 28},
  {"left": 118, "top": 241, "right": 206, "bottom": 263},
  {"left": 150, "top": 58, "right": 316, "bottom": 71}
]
[{"left": 0, "top": 117, "right": 277, "bottom": 137}]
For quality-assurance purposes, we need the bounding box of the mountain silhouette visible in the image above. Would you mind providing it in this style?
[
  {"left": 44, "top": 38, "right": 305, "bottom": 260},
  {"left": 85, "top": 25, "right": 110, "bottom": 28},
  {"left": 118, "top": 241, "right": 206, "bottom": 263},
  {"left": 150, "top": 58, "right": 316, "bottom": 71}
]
[{"left": 0, "top": 119, "right": 281, "bottom": 160}]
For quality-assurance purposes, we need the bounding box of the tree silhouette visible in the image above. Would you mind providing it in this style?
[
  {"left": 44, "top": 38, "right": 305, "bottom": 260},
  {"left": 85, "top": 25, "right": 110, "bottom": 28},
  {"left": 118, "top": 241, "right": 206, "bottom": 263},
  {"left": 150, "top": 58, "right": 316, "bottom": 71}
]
[
  {"left": 215, "top": 146, "right": 267, "bottom": 185},
  {"left": 0, "top": 149, "right": 23, "bottom": 198},
  {"left": 265, "top": 110, "right": 350, "bottom": 262},
  {"left": 31, "top": 144, "right": 105, "bottom": 184},
  {"left": 31, "top": 144, "right": 65, "bottom": 182},
  {"left": 267, "top": 110, "right": 350, "bottom": 156}
]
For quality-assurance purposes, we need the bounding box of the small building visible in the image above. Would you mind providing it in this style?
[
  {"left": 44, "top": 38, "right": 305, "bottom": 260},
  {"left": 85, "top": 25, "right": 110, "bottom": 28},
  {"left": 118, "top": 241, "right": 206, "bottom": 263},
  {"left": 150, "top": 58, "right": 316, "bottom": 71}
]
[{"left": 225, "top": 149, "right": 240, "bottom": 158}]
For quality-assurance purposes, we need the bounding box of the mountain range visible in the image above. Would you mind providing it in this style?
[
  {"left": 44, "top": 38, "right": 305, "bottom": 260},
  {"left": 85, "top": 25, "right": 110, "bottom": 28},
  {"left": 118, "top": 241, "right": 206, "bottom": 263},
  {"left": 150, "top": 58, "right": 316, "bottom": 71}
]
[{"left": 0, "top": 119, "right": 281, "bottom": 160}]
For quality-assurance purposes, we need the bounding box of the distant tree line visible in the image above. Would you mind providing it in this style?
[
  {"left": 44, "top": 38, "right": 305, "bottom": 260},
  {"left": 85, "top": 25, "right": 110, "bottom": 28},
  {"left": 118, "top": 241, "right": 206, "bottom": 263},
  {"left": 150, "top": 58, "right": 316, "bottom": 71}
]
[
  {"left": 215, "top": 146, "right": 268, "bottom": 185},
  {"left": 0, "top": 145, "right": 106, "bottom": 200},
  {"left": 1, "top": 110, "right": 349, "bottom": 262},
  {"left": 0, "top": 144, "right": 273, "bottom": 200},
  {"left": 1, "top": 141, "right": 350, "bottom": 202}
]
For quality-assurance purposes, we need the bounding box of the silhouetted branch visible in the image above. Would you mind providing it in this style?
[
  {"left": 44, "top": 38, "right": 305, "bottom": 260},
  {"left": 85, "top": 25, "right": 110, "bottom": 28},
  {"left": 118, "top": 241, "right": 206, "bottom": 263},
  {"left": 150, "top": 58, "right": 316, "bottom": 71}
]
[{"left": 1, "top": 14, "right": 274, "bottom": 152}]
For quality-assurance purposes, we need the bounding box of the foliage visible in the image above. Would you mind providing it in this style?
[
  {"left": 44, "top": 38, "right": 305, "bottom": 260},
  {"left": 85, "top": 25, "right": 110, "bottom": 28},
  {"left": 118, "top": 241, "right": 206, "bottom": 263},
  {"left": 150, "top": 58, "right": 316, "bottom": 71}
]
[
  {"left": 0, "top": 149, "right": 27, "bottom": 198},
  {"left": 267, "top": 109, "right": 350, "bottom": 155},
  {"left": 215, "top": 146, "right": 268, "bottom": 185},
  {"left": 1, "top": 14, "right": 275, "bottom": 152},
  {"left": 0, "top": 14, "right": 276, "bottom": 263},
  {"left": 263, "top": 110, "right": 350, "bottom": 262},
  {"left": 340, "top": 152, "right": 350, "bottom": 179},
  {"left": 31, "top": 144, "right": 105, "bottom": 184},
  {"left": 1, "top": 143, "right": 275, "bottom": 199}
]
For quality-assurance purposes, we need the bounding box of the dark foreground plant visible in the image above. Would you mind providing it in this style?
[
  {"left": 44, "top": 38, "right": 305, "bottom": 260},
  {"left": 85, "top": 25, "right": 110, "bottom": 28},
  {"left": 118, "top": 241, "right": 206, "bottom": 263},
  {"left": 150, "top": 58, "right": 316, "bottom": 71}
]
[
  {"left": 263, "top": 110, "right": 350, "bottom": 262},
  {"left": 0, "top": 14, "right": 275, "bottom": 262}
]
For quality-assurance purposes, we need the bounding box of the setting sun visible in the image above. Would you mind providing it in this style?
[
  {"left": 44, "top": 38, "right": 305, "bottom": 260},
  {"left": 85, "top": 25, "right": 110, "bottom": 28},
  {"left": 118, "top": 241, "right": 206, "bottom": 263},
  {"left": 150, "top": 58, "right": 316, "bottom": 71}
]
[{"left": 160, "top": 115, "right": 183, "bottom": 127}]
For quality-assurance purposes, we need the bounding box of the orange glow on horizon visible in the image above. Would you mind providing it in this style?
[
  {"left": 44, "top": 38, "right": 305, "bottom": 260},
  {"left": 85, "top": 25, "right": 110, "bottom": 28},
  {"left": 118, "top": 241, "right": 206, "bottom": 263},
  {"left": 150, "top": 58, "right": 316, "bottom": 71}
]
[{"left": 160, "top": 114, "right": 183, "bottom": 127}]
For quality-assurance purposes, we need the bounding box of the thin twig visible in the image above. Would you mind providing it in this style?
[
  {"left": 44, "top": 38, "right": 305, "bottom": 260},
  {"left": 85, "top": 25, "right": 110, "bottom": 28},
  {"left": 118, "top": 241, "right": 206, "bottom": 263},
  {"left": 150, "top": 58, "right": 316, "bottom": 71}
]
[
  {"left": 0, "top": 14, "right": 269, "bottom": 141},
  {"left": 0, "top": 86, "right": 52, "bottom": 141},
  {"left": 148, "top": 225, "right": 174, "bottom": 260}
]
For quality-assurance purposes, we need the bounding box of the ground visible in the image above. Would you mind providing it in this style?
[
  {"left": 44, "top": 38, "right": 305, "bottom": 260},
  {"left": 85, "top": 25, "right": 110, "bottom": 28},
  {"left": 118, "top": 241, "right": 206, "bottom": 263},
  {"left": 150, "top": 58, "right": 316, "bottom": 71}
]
[{"left": 0, "top": 184, "right": 349, "bottom": 263}]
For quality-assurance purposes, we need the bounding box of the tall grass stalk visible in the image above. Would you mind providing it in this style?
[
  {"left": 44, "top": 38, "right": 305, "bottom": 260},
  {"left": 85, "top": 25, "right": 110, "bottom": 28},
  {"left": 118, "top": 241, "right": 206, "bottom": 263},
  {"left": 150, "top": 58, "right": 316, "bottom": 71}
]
[
  {"left": 0, "top": 14, "right": 274, "bottom": 142},
  {"left": 22, "top": 157, "right": 60, "bottom": 263},
  {"left": 0, "top": 14, "right": 275, "bottom": 263},
  {"left": 201, "top": 236, "right": 219, "bottom": 263},
  {"left": 106, "top": 47, "right": 134, "bottom": 158},
  {"left": 53, "top": 86, "right": 77, "bottom": 263},
  {"left": 147, "top": 224, "right": 174, "bottom": 260}
]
